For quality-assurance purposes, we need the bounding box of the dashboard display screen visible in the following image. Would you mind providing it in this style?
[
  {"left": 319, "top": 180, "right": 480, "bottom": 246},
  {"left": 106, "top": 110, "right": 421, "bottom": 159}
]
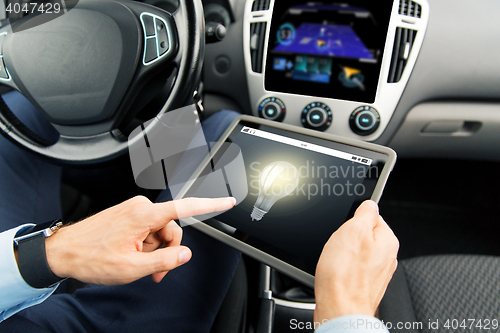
[{"left": 265, "top": 1, "right": 393, "bottom": 103}]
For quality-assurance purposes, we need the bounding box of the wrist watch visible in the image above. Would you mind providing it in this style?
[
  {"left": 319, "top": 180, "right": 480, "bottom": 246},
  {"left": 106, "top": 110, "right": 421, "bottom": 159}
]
[{"left": 13, "top": 219, "right": 66, "bottom": 289}]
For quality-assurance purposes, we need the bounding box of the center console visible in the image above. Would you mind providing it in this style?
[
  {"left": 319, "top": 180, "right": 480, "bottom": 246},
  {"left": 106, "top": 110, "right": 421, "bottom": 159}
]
[
  {"left": 244, "top": 0, "right": 429, "bottom": 141},
  {"left": 243, "top": 0, "right": 429, "bottom": 321}
]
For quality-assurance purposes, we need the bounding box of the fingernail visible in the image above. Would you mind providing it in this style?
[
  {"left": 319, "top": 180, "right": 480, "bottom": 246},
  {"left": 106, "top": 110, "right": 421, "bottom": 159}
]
[
  {"left": 226, "top": 197, "right": 237, "bottom": 207},
  {"left": 178, "top": 248, "right": 191, "bottom": 265},
  {"left": 363, "top": 200, "right": 379, "bottom": 213}
]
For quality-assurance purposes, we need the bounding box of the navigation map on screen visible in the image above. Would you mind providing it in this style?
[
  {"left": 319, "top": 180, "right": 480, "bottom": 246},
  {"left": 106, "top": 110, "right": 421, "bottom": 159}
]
[
  {"left": 273, "top": 22, "right": 374, "bottom": 60},
  {"left": 265, "top": 1, "right": 394, "bottom": 103}
]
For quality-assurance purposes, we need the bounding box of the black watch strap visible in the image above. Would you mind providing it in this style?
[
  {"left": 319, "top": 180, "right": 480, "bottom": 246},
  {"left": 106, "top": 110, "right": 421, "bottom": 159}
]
[{"left": 17, "top": 232, "right": 63, "bottom": 289}]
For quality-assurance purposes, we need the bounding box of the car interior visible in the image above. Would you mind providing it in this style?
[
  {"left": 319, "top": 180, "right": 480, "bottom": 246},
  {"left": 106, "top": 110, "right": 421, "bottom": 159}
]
[{"left": 1, "top": 0, "right": 499, "bottom": 332}]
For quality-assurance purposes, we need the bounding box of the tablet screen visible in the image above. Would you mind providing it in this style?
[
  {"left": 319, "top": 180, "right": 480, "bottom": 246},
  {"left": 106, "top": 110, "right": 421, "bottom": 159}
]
[{"left": 205, "top": 121, "right": 390, "bottom": 275}]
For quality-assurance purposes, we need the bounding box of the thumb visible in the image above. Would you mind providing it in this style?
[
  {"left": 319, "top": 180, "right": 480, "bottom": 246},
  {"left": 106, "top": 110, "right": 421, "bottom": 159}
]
[
  {"left": 135, "top": 246, "right": 192, "bottom": 277},
  {"left": 352, "top": 200, "right": 380, "bottom": 229}
]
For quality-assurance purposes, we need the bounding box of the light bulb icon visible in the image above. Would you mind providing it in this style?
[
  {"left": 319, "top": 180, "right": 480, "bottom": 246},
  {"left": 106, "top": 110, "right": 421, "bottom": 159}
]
[{"left": 251, "top": 161, "right": 299, "bottom": 221}]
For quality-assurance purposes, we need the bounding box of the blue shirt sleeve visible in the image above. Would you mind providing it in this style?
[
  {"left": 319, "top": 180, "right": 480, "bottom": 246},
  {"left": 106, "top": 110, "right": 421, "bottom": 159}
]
[
  {"left": 315, "top": 315, "right": 390, "bottom": 333},
  {"left": 0, "top": 225, "right": 59, "bottom": 322}
]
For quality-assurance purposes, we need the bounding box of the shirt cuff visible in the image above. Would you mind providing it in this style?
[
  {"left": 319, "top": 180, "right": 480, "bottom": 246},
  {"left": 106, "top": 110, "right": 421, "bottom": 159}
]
[
  {"left": 0, "top": 224, "right": 59, "bottom": 322},
  {"left": 315, "top": 315, "right": 389, "bottom": 332}
]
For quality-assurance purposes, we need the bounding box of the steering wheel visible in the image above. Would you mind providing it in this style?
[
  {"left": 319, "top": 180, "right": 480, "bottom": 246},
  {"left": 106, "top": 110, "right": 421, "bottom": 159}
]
[{"left": 0, "top": 0, "right": 204, "bottom": 165}]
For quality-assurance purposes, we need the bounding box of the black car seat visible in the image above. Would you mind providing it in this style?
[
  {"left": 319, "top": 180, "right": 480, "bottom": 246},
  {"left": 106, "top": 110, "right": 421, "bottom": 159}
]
[{"left": 379, "top": 255, "right": 500, "bottom": 332}]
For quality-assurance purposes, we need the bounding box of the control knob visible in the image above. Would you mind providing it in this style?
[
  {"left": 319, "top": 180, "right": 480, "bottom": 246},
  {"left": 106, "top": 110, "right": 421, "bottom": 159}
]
[
  {"left": 258, "top": 97, "right": 286, "bottom": 122},
  {"left": 349, "top": 106, "right": 380, "bottom": 136},
  {"left": 301, "top": 102, "right": 332, "bottom": 131}
]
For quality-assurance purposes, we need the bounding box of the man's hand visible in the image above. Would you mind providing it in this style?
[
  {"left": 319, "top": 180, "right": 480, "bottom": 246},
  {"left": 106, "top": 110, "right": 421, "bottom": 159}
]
[
  {"left": 314, "top": 200, "right": 399, "bottom": 323},
  {"left": 44, "top": 196, "right": 236, "bottom": 285}
]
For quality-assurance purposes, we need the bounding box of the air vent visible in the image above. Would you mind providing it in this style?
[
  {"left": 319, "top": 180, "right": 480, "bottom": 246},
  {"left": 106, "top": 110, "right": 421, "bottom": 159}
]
[
  {"left": 388, "top": 27, "right": 417, "bottom": 83},
  {"left": 399, "top": 0, "right": 421, "bottom": 18},
  {"left": 250, "top": 22, "right": 267, "bottom": 73},
  {"left": 252, "top": 0, "right": 271, "bottom": 11}
]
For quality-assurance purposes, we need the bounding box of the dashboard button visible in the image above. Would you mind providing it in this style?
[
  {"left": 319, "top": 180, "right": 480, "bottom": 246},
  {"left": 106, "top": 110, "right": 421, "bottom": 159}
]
[
  {"left": 144, "top": 38, "right": 158, "bottom": 63},
  {"left": 357, "top": 111, "right": 375, "bottom": 130},
  {"left": 263, "top": 103, "right": 279, "bottom": 119},
  {"left": 349, "top": 106, "right": 380, "bottom": 136},
  {"left": 258, "top": 97, "right": 286, "bottom": 122},
  {"left": 307, "top": 108, "right": 327, "bottom": 127},
  {"left": 142, "top": 15, "right": 155, "bottom": 37},
  {"left": 301, "top": 102, "right": 332, "bottom": 131},
  {"left": 156, "top": 18, "right": 169, "bottom": 55}
]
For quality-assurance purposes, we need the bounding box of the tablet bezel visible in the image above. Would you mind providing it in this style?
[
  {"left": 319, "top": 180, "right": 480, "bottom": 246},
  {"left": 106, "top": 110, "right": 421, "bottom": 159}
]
[{"left": 175, "top": 115, "right": 397, "bottom": 288}]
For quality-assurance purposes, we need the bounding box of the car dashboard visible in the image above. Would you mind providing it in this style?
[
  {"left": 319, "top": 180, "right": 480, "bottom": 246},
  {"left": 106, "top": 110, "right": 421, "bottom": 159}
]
[
  {"left": 203, "top": 0, "right": 500, "bottom": 162},
  {"left": 243, "top": 0, "right": 428, "bottom": 142}
]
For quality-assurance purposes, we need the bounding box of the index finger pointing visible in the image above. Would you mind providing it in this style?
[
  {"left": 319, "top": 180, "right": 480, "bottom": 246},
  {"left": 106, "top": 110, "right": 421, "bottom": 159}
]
[{"left": 153, "top": 197, "right": 236, "bottom": 227}]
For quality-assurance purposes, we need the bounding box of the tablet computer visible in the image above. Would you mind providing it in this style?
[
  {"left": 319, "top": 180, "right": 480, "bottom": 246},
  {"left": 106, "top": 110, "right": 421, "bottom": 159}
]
[{"left": 175, "top": 116, "right": 396, "bottom": 288}]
